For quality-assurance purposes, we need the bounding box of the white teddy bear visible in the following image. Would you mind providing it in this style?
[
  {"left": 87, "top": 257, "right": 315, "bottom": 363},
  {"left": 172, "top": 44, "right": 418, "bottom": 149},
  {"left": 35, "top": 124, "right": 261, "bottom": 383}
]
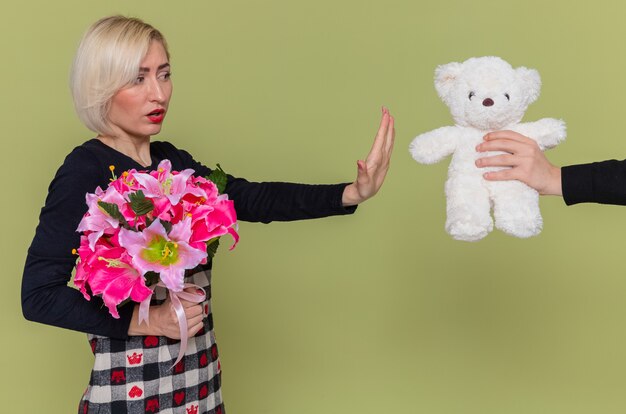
[{"left": 409, "top": 56, "right": 566, "bottom": 241}]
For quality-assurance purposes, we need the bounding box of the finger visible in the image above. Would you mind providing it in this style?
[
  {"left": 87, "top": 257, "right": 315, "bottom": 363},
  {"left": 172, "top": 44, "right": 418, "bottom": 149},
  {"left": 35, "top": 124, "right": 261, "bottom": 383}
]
[
  {"left": 476, "top": 154, "right": 518, "bottom": 168},
  {"left": 377, "top": 108, "right": 390, "bottom": 136},
  {"left": 179, "top": 299, "right": 199, "bottom": 309},
  {"left": 188, "top": 321, "right": 204, "bottom": 337},
  {"left": 187, "top": 313, "right": 204, "bottom": 328},
  {"left": 483, "top": 168, "right": 517, "bottom": 181},
  {"left": 370, "top": 110, "right": 390, "bottom": 156},
  {"left": 476, "top": 138, "right": 527, "bottom": 154},
  {"left": 483, "top": 130, "right": 534, "bottom": 144},
  {"left": 184, "top": 304, "right": 203, "bottom": 318},
  {"left": 357, "top": 159, "right": 367, "bottom": 171},
  {"left": 179, "top": 287, "right": 204, "bottom": 301},
  {"left": 384, "top": 116, "right": 395, "bottom": 154},
  {"left": 367, "top": 109, "right": 393, "bottom": 165},
  {"left": 387, "top": 123, "right": 396, "bottom": 156},
  {"left": 356, "top": 160, "right": 370, "bottom": 182}
]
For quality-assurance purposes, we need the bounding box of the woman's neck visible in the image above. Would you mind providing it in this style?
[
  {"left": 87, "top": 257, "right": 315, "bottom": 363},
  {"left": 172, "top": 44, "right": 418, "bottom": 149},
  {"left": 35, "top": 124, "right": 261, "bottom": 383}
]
[{"left": 97, "top": 134, "right": 152, "bottom": 167}]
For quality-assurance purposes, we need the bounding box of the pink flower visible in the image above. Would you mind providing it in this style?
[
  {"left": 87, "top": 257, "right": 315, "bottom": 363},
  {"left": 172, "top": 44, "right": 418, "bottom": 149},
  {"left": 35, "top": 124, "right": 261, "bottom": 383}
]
[
  {"left": 178, "top": 177, "right": 239, "bottom": 250},
  {"left": 74, "top": 237, "right": 152, "bottom": 318},
  {"left": 118, "top": 217, "right": 206, "bottom": 292},
  {"left": 151, "top": 196, "right": 184, "bottom": 224},
  {"left": 74, "top": 235, "right": 96, "bottom": 300},
  {"left": 188, "top": 176, "right": 219, "bottom": 202},
  {"left": 75, "top": 159, "right": 238, "bottom": 321},
  {"left": 77, "top": 186, "right": 129, "bottom": 250},
  {"left": 189, "top": 196, "right": 239, "bottom": 250},
  {"left": 110, "top": 169, "right": 142, "bottom": 194},
  {"left": 133, "top": 160, "right": 202, "bottom": 206}
]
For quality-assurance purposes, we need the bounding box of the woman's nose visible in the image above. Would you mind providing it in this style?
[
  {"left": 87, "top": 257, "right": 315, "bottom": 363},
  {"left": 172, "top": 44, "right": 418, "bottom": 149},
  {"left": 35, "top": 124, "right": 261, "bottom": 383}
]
[
  {"left": 482, "top": 98, "right": 494, "bottom": 107},
  {"left": 148, "top": 79, "right": 165, "bottom": 102}
]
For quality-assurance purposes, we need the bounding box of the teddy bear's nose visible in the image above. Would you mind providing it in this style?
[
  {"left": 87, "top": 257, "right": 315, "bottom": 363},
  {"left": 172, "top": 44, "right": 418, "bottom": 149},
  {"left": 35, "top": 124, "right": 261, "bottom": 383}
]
[{"left": 482, "top": 98, "right": 494, "bottom": 107}]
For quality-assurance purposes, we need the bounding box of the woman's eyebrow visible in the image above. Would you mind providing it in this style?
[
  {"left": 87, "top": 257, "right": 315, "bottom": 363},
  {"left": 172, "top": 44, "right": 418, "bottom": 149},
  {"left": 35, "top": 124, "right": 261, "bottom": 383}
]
[{"left": 138, "top": 63, "right": 171, "bottom": 72}]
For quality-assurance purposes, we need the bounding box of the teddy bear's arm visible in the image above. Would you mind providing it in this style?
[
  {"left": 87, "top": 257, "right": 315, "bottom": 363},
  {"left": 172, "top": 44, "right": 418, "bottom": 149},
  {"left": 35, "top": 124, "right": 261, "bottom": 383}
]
[
  {"left": 515, "top": 118, "right": 566, "bottom": 150},
  {"left": 409, "top": 126, "right": 460, "bottom": 164}
]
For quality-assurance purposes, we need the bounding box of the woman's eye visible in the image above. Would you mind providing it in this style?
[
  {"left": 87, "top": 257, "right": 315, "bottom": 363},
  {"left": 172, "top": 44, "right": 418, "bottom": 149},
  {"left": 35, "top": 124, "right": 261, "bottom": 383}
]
[
  {"left": 468, "top": 91, "right": 475, "bottom": 100},
  {"left": 160, "top": 72, "right": 172, "bottom": 80},
  {"left": 134, "top": 76, "right": 145, "bottom": 84},
  {"left": 505, "top": 93, "right": 510, "bottom": 101}
]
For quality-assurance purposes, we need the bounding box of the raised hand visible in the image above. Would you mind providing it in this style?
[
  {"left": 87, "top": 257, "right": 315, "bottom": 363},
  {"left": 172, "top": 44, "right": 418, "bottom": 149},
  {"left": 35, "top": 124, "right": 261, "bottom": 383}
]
[{"left": 342, "top": 107, "right": 395, "bottom": 206}]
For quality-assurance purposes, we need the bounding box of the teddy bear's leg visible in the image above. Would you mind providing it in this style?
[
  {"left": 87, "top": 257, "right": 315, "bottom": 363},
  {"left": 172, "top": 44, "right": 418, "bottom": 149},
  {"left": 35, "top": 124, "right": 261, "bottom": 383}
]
[
  {"left": 445, "top": 176, "right": 493, "bottom": 241},
  {"left": 491, "top": 181, "right": 543, "bottom": 238}
]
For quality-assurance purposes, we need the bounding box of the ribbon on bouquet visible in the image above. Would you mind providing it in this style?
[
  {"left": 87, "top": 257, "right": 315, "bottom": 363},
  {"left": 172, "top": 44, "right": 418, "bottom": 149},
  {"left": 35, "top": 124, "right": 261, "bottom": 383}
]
[{"left": 138, "top": 282, "right": 207, "bottom": 367}]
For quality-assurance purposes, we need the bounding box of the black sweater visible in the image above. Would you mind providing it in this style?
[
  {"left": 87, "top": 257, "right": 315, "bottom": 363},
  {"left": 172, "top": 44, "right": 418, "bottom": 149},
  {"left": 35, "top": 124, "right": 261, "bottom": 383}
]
[
  {"left": 22, "top": 139, "right": 356, "bottom": 339},
  {"left": 562, "top": 159, "right": 626, "bottom": 206}
]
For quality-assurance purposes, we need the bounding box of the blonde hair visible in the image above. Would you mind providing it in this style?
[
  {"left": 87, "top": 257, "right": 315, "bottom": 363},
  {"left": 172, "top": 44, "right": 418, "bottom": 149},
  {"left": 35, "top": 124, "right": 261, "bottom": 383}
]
[{"left": 70, "top": 16, "right": 169, "bottom": 135}]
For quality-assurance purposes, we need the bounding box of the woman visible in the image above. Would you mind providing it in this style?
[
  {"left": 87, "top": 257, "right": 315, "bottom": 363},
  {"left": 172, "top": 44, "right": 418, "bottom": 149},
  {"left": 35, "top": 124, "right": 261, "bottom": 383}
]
[
  {"left": 21, "top": 16, "right": 395, "bottom": 413},
  {"left": 476, "top": 130, "right": 626, "bottom": 205}
]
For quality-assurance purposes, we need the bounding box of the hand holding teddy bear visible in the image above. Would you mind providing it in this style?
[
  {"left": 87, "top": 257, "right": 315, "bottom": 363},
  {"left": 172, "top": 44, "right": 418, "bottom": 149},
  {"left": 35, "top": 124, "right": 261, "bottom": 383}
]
[{"left": 410, "top": 56, "right": 566, "bottom": 241}]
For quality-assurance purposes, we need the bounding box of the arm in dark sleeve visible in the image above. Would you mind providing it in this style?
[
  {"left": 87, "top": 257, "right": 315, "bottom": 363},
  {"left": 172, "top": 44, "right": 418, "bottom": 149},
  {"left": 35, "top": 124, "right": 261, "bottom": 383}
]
[
  {"left": 21, "top": 148, "right": 134, "bottom": 339},
  {"left": 175, "top": 147, "right": 357, "bottom": 223},
  {"left": 561, "top": 159, "right": 626, "bottom": 206},
  {"left": 225, "top": 178, "right": 356, "bottom": 223}
]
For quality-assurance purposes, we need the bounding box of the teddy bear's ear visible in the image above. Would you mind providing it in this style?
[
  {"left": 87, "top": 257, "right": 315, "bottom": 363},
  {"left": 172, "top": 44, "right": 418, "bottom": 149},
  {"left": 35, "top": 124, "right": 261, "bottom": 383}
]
[
  {"left": 435, "top": 62, "right": 462, "bottom": 103},
  {"left": 516, "top": 67, "right": 541, "bottom": 104}
]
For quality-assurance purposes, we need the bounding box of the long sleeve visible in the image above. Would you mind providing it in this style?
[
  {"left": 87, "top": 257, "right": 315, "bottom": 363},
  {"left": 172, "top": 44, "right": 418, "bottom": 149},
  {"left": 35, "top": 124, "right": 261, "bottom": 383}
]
[
  {"left": 561, "top": 159, "right": 626, "bottom": 206},
  {"left": 22, "top": 147, "right": 135, "bottom": 339},
  {"left": 164, "top": 144, "right": 358, "bottom": 223}
]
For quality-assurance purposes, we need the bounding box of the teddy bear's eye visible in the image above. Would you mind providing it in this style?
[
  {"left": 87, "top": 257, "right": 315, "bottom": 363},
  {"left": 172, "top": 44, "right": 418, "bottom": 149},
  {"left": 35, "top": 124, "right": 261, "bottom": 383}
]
[
  {"left": 504, "top": 93, "right": 510, "bottom": 101},
  {"left": 468, "top": 91, "right": 475, "bottom": 100}
]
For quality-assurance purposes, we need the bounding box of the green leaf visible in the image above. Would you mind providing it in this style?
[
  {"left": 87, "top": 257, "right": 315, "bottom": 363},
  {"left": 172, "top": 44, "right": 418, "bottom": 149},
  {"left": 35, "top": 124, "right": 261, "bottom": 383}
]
[
  {"left": 206, "top": 238, "right": 220, "bottom": 259},
  {"left": 207, "top": 164, "right": 228, "bottom": 194},
  {"left": 129, "top": 190, "right": 154, "bottom": 216},
  {"left": 98, "top": 201, "right": 130, "bottom": 228}
]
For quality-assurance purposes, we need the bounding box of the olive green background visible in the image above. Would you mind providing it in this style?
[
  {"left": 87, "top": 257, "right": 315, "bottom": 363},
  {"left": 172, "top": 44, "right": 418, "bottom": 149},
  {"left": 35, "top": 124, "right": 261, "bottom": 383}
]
[{"left": 2, "top": 0, "right": 626, "bottom": 413}]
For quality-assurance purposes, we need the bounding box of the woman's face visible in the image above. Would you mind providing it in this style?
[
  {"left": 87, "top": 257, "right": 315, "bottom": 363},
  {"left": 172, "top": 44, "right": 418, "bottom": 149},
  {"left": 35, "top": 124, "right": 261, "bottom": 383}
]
[{"left": 106, "top": 41, "right": 172, "bottom": 140}]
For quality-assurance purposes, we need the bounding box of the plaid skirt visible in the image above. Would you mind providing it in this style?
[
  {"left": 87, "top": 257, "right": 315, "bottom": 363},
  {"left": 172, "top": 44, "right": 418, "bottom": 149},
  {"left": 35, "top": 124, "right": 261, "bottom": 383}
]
[{"left": 78, "top": 267, "right": 225, "bottom": 414}]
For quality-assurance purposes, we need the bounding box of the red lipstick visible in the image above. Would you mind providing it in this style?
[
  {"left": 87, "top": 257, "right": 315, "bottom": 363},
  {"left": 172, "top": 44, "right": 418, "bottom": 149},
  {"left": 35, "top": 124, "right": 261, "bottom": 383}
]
[{"left": 147, "top": 109, "right": 165, "bottom": 123}]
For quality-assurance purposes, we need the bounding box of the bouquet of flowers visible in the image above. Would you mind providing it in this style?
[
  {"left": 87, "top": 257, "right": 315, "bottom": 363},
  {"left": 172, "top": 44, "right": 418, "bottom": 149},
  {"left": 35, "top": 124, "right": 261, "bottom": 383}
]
[{"left": 73, "top": 159, "right": 238, "bottom": 363}]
